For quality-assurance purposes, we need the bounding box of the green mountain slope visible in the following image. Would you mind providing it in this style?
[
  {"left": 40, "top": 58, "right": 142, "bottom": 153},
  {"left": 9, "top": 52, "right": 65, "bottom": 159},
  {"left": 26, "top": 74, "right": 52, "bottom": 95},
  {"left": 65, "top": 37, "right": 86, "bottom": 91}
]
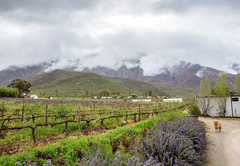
[
  {"left": 143, "top": 77, "right": 195, "bottom": 97},
  {"left": 30, "top": 70, "right": 168, "bottom": 97},
  {"left": 107, "top": 77, "right": 167, "bottom": 96}
]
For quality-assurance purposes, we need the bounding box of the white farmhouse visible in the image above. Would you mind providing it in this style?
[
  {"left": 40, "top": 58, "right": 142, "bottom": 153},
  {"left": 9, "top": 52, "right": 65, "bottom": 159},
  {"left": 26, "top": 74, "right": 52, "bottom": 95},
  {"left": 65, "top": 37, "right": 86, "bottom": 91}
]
[
  {"left": 163, "top": 98, "right": 182, "bottom": 102},
  {"left": 132, "top": 99, "right": 151, "bottom": 102},
  {"left": 30, "top": 94, "right": 38, "bottom": 99}
]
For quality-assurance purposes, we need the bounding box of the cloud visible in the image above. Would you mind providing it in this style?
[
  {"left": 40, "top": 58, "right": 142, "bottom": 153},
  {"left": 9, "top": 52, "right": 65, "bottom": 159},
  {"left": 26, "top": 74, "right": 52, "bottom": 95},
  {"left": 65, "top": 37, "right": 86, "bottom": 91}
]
[{"left": 0, "top": 0, "right": 240, "bottom": 75}]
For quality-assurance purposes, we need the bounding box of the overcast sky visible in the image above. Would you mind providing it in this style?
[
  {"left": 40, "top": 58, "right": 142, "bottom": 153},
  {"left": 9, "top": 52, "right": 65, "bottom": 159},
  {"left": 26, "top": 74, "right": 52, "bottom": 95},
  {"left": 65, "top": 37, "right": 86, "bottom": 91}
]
[{"left": 0, "top": 0, "right": 240, "bottom": 75}]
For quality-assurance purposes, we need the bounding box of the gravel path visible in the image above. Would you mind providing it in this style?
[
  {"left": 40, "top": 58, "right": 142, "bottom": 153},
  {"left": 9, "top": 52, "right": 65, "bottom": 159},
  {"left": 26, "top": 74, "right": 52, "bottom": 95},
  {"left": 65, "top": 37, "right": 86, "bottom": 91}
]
[{"left": 199, "top": 117, "right": 240, "bottom": 166}]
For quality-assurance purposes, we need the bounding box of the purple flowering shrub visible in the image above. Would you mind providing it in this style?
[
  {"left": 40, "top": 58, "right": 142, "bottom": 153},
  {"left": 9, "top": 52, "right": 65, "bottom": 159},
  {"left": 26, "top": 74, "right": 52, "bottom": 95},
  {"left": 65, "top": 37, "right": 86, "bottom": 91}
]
[{"left": 134, "top": 117, "right": 207, "bottom": 165}]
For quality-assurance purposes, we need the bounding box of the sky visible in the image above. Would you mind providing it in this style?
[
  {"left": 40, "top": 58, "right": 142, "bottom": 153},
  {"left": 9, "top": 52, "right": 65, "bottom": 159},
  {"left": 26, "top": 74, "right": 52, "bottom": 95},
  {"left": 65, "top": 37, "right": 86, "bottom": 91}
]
[{"left": 0, "top": 0, "right": 240, "bottom": 75}]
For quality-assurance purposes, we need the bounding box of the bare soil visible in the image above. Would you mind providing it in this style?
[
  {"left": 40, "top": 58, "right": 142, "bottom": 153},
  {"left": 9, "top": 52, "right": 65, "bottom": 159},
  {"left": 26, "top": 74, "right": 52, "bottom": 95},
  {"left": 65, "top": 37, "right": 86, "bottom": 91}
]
[{"left": 199, "top": 117, "right": 240, "bottom": 166}]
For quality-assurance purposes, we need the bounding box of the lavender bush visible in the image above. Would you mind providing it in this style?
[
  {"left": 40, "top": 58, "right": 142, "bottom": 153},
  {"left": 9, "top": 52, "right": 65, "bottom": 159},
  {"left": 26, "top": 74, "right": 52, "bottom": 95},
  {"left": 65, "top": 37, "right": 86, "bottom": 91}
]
[{"left": 134, "top": 117, "right": 207, "bottom": 166}]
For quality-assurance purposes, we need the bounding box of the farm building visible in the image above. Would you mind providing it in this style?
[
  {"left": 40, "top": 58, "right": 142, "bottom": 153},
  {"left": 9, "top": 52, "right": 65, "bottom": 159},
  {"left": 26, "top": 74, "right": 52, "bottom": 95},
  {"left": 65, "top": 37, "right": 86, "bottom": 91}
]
[
  {"left": 195, "top": 95, "right": 240, "bottom": 117},
  {"left": 163, "top": 98, "right": 182, "bottom": 102},
  {"left": 30, "top": 94, "right": 38, "bottom": 99},
  {"left": 132, "top": 99, "right": 151, "bottom": 102}
]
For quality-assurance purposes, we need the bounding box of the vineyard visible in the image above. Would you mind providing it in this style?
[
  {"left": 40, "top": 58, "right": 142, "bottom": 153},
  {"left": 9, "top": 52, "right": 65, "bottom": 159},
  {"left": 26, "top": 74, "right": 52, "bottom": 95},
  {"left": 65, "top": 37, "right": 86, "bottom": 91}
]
[
  {"left": 0, "top": 98, "right": 208, "bottom": 166},
  {"left": 0, "top": 99, "right": 187, "bottom": 145}
]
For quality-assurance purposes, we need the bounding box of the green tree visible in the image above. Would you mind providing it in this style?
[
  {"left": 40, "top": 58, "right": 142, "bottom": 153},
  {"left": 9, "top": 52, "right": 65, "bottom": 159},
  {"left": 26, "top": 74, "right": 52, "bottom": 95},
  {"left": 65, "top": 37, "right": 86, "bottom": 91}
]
[
  {"left": 91, "top": 92, "right": 95, "bottom": 99},
  {"left": 82, "top": 93, "right": 86, "bottom": 99},
  {"left": 131, "top": 93, "right": 138, "bottom": 99},
  {"left": 0, "top": 86, "right": 19, "bottom": 98},
  {"left": 7, "top": 79, "right": 32, "bottom": 98},
  {"left": 39, "top": 90, "right": 44, "bottom": 97},
  {"left": 85, "top": 89, "right": 89, "bottom": 98},
  {"left": 55, "top": 90, "right": 58, "bottom": 97},
  {"left": 214, "top": 71, "right": 229, "bottom": 117},
  {"left": 235, "top": 70, "right": 240, "bottom": 94},
  {"left": 148, "top": 89, "right": 152, "bottom": 96},
  {"left": 197, "top": 76, "right": 212, "bottom": 115},
  {"left": 129, "top": 89, "right": 131, "bottom": 95},
  {"left": 120, "top": 94, "right": 125, "bottom": 99}
]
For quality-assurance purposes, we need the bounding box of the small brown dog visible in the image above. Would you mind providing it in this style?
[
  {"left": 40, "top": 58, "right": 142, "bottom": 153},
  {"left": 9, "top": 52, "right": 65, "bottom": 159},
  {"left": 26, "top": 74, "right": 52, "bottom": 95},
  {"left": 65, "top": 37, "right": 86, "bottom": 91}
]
[{"left": 214, "top": 120, "right": 222, "bottom": 133}]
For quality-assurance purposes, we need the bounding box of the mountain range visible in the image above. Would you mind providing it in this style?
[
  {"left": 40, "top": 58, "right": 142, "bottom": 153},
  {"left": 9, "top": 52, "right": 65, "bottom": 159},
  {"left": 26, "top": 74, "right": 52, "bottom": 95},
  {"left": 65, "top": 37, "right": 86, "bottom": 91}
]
[{"left": 0, "top": 60, "right": 238, "bottom": 93}]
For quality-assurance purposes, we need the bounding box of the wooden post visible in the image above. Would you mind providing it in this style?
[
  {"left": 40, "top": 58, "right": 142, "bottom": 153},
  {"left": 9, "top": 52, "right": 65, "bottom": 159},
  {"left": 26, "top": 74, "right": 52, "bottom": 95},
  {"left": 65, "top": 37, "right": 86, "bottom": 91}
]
[
  {"left": 32, "top": 115, "right": 35, "bottom": 123},
  {"left": 139, "top": 105, "right": 140, "bottom": 121},
  {"left": 126, "top": 115, "right": 128, "bottom": 124},
  {"left": 78, "top": 106, "right": 81, "bottom": 132},
  {"left": 87, "top": 121, "right": 90, "bottom": 131},
  {"left": 101, "top": 119, "right": 104, "bottom": 126},
  {"left": 32, "top": 127, "right": 36, "bottom": 143},
  {"left": 134, "top": 114, "right": 136, "bottom": 122},
  {"left": 45, "top": 104, "right": 48, "bottom": 124},
  {"left": 2, "top": 101, "right": 4, "bottom": 116},
  {"left": 65, "top": 122, "right": 68, "bottom": 135},
  {"left": 22, "top": 102, "right": 24, "bottom": 123}
]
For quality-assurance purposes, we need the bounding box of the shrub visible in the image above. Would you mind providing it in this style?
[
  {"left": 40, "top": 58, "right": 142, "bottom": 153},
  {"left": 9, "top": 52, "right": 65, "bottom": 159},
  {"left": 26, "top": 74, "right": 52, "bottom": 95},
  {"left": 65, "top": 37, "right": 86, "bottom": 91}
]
[
  {"left": 0, "top": 86, "right": 19, "bottom": 98},
  {"left": 188, "top": 104, "right": 202, "bottom": 116},
  {"left": 134, "top": 117, "right": 207, "bottom": 165}
]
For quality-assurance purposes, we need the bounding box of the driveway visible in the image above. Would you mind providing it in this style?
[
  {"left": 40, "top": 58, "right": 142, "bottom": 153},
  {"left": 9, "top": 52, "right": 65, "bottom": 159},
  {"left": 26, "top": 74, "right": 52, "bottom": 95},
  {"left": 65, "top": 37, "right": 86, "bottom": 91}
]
[{"left": 199, "top": 117, "right": 240, "bottom": 166}]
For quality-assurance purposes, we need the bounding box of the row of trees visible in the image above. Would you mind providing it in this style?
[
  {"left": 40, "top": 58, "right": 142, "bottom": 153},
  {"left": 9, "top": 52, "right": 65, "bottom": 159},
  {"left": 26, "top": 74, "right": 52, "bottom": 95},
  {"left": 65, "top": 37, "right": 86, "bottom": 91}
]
[
  {"left": 0, "top": 79, "right": 32, "bottom": 98},
  {"left": 39, "top": 88, "right": 156, "bottom": 99},
  {"left": 0, "top": 86, "right": 19, "bottom": 98},
  {"left": 198, "top": 71, "right": 240, "bottom": 116}
]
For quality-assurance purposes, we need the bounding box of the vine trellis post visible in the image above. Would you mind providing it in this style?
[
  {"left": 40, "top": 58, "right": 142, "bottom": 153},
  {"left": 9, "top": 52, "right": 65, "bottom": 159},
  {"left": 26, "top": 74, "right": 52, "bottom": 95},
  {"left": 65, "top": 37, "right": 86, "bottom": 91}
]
[
  {"left": 139, "top": 105, "right": 141, "bottom": 121},
  {"left": 22, "top": 102, "right": 24, "bottom": 123},
  {"left": 78, "top": 106, "right": 81, "bottom": 132},
  {"left": 2, "top": 101, "right": 4, "bottom": 116},
  {"left": 46, "top": 104, "right": 48, "bottom": 124}
]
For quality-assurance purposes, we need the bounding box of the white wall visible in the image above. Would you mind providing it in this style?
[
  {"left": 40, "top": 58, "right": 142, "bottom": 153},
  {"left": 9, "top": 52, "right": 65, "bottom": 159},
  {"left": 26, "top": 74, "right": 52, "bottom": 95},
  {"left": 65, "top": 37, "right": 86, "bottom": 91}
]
[
  {"left": 196, "top": 96, "right": 240, "bottom": 117},
  {"left": 232, "top": 97, "right": 240, "bottom": 117},
  {"left": 132, "top": 99, "right": 151, "bottom": 102},
  {"left": 163, "top": 98, "right": 182, "bottom": 102}
]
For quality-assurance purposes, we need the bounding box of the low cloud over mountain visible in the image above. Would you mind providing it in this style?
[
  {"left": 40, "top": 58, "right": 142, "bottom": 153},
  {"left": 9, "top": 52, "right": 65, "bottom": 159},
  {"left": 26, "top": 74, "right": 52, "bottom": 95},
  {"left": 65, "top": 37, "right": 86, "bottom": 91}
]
[{"left": 1, "top": 0, "right": 240, "bottom": 75}]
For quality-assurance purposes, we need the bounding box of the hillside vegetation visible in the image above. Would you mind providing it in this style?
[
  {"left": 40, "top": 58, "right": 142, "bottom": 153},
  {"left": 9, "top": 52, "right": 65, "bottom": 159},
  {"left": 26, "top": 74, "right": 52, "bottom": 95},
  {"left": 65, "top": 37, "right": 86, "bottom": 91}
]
[
  {"left": 30, "top": 70, "right": 168, "bottom": 97},
  {"left": 144, "top": 77, "right": 195, "bottom": 97}
]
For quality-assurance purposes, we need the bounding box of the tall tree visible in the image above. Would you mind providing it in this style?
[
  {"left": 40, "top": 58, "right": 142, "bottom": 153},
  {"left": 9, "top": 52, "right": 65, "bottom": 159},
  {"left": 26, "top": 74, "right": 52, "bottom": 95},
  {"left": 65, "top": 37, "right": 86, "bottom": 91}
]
[
  {"left": 197, "top": 76, "right": 212, "bottom": 115},
  {"left": 7, "top": 79, "right": 32, "bottom": 98},
  {"left": 214, "top": 71, "right": 229, "bottom": 117},
  {"left": 128, "top": 89, "right": 131, "bottom": 95},
  {"left": 85, "top": 89, "right": 89, "bottom": 98},
  {"left": 235, "top": 70, "right": 240, "bottom": 94},
  {"left": 148, "top": 89, "right": 152, "bottom": 96},
  {"left": 55, "top": 90, "right": 58, "bottom": 97}
]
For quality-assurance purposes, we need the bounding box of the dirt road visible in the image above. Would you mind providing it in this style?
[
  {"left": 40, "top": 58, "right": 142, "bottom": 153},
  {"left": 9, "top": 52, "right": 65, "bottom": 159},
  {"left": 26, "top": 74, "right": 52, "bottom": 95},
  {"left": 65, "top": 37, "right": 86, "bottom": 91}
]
[{"left": 199, "top": 117, "right": 240, "bottom": 166}]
